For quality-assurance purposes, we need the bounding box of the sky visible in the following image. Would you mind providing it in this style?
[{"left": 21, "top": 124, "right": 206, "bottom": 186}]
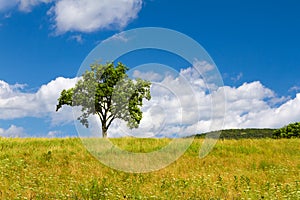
[{"left": 0, "top": 0, "right": 300, "bottom": 138}]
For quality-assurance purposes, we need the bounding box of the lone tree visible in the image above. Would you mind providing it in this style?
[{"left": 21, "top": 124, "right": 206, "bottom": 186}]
[{"left": 56, "top": 62, "right": 151, "bottom": 138}]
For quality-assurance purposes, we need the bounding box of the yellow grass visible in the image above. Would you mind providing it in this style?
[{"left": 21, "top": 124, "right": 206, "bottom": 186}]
[{"left": 0, "top": 137, "right": 299, "bottom": 199}]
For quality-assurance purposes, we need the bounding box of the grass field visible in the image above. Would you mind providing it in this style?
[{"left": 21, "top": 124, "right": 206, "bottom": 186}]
[{"left": 0, "top": 137, "right": 299, "bottom": 199}]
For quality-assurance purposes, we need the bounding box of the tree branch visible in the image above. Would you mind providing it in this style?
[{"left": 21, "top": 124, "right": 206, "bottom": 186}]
[
  {"left": 107, "top": 116, "right": 116, "bottom": 129},
  {"left": 96, "top": 112, "right": 103, "bottom": 121}
]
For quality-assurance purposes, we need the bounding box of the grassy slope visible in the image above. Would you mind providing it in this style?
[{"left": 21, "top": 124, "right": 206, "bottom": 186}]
[{"left": 0, "top": 137, "right": 299, "bottom": 199}]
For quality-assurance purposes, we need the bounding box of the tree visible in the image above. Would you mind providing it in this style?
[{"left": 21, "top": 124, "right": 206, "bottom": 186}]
[
  {"left": 56, "top": 62, "right": 151, "bottom": 138},
  {"left": 273, "top": 122, "right": 300, "bottom": 138}
]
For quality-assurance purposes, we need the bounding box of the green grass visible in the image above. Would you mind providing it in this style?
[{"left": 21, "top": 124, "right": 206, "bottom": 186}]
[{"left": 0, "top": 137, "right": 299, "bottom": 199}]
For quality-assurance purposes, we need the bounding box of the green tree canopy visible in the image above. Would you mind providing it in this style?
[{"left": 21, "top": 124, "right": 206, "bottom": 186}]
[
  {"left": 56, "top": 62, "right": 151, "bottom": 138},
  {"left": 273, "top": 122, "right": 300, "bottom": 138}
]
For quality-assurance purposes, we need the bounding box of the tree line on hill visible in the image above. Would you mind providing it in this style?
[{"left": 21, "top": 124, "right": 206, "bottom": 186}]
[{"left": 195, "top": 122, "right": 300, "bottom": 139}]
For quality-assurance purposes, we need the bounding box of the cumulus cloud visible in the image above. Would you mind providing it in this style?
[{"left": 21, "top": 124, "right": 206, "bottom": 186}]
[
  {"left": 1, "top": 65, "right": 300, "bottom": 138},
  {"left": 0, "top": 77, "right": 79, "bottom": 124},
  {"left": 48, "top": 0, "right": 143, "bottom": 34},
  {"left": 0, "top": 125, "right": 27, "bottom": 137},
  {"left": 236, "top": 94, "right": 300, "bottom": 128},
  {"left": 104, "top": 66, "right": 216, "bottom": 137},
  {"left": 1, "top": 0, "right": 143, "bottom": 35},
  {"left": 192, "top": 59, "right": 214, "bottom": 74},
  {"left": 102, "top": 67, "right": 300, "bottom": 138}
]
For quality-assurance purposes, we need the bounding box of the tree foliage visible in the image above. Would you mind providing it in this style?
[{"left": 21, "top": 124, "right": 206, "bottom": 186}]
[
  {"left": 195, "top": 129, "right": 275, "bottom": 139},
  {"left": 273, "top": 122, "right": 300, "bottom": 138},
  {"left": 56, "top": 62, "right": 151, "bottom": 137}
]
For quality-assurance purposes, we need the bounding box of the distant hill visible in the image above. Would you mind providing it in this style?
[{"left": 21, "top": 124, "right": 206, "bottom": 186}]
[{"left": 195, "top": 128, "right": 275, "bottom": 139}]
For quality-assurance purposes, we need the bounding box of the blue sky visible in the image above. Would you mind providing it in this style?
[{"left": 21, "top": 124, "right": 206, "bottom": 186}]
[{"left": 0, "top": 0, "right": 300, "bottom": 137}]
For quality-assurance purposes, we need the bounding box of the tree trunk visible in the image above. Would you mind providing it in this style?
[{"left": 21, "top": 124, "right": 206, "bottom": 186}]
[{"left": 102, "top": 125, "right": 108, "bottom": 138}]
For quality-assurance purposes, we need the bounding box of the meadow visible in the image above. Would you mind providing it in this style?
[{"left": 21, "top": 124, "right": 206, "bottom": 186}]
[{"left": 0, "top": 137, "right": 299, "bottom": 199}]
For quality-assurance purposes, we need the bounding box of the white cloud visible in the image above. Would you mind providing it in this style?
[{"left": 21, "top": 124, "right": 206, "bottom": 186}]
[
  {"left": 192, "top": 59, "right": 214, "bottom": 74},
  {"left": 1, "top": 0, "right": 143, "bottom": 35},
  {"left": 132, "top": 70, "right": 163, "bottom": 82},
  {"left": 289, "top": 85, "right": 300, "bottom": 93},
  {"left": 102, "top": 67, "right": 300, "bottom": 138},
  {"left": 0, "top": 77, "right": 79, "bottom": 124},
  {"left": 0, "top": 125, "right": 27, "bottom": 137},
  {"left": 103, "top": 32, "right": 129, "bottom": 43},
  {"left": 48, "top": 0, "right": 143, "bottom": 34},
  {"left": 1, "top": 65, "right": 300, "bottom": 138},
  {"left": 235, "top": 94, "right": 300, "bottom": 128},
  {"left": 18, "top": 0, "right": 53, "bottom": 12},
  {"left": 69, "top": 34, "right": 83, "bottom": 43},
  {"left": 0, "top": 0, "right": 52, "bottom": 12},
  {"left": 231, "top": 72, "right": 243, "bottom": 82},
  {"left": 268, "top": 96, "right": 290, "bottom": 106},
  {"left": 47, "top": 130, "right": 67, "bottom": 137},
  {"left": 180, "top": 62, "right": 218, "bottom": 92},
  {"left": 224, "top": 81, "right": 274, "bottom": 101}
]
